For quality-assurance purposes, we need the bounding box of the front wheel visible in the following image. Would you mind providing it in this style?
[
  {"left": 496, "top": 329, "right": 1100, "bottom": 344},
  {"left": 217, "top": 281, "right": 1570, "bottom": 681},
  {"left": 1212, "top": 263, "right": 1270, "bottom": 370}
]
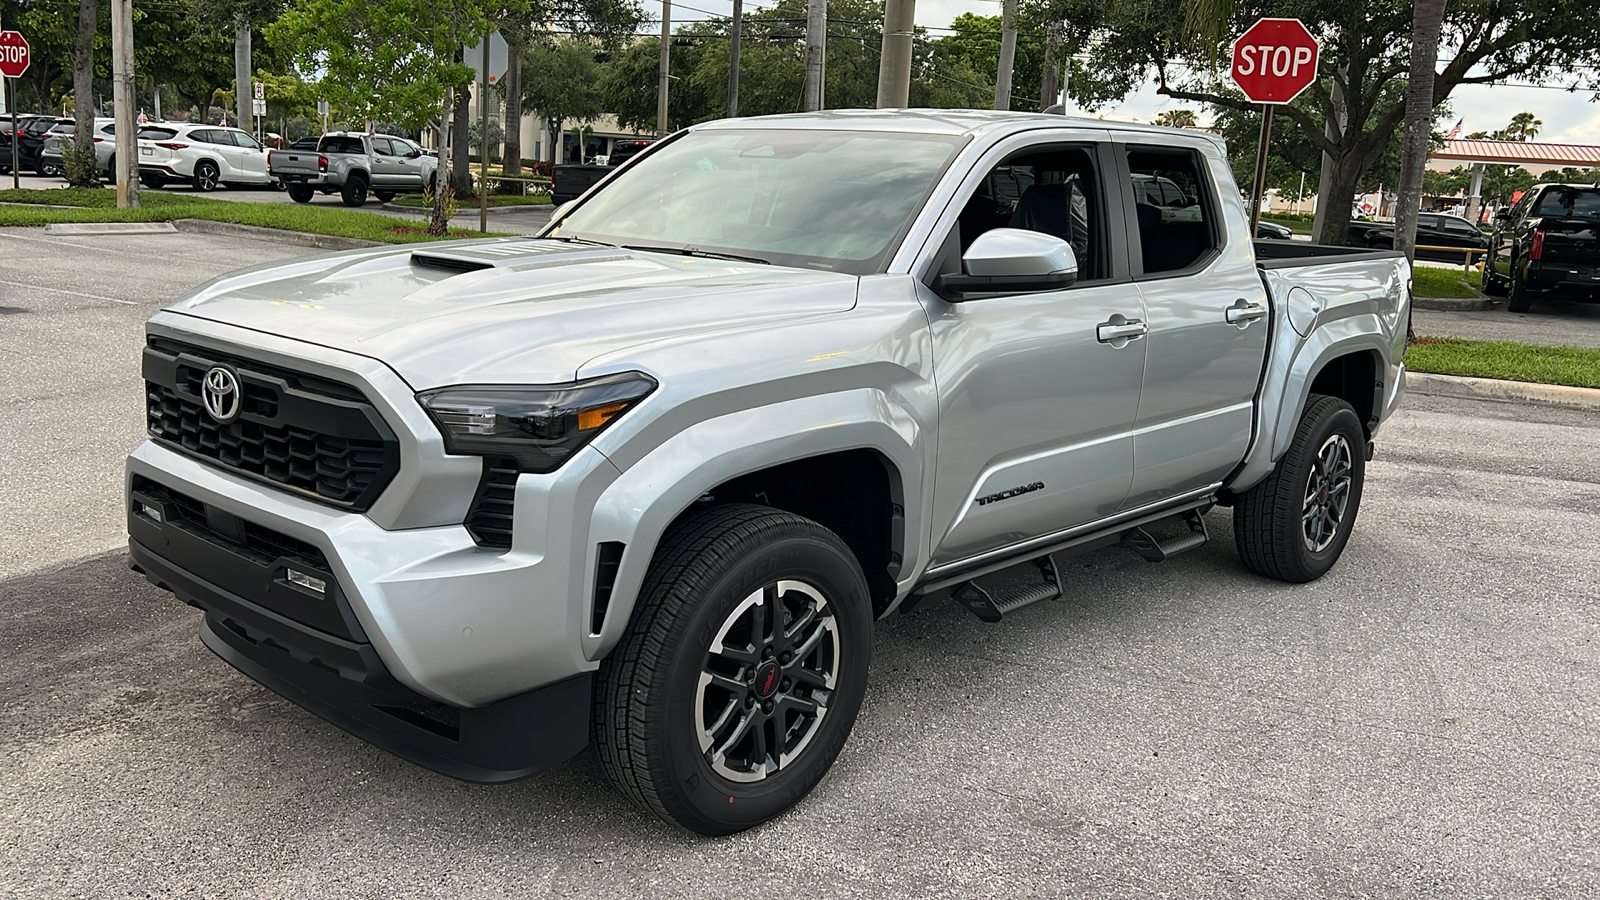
[
  {"left": 593, "top": 503, "right": 873, "bottom": 835},
  {"left": 1482, "top": 261, "right": 1508, "bottom": 296},
  {"left": 373, "top": 190, "right": 395, "bottom": 203},
  {"left": 287, "top": 183, "right": 315, "bottom": 204},
  {"left": 140, "top": 173, "right": 168, "bottom": 190},
  {"left": 1234, "top": 394, "right": 1366, "bottom": 583}
]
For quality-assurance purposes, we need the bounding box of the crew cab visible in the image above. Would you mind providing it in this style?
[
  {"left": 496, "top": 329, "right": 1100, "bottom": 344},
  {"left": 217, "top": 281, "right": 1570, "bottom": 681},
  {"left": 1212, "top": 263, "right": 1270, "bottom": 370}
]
[
  {"left": 1484, "top": 183, "right": 1600, "bottom": 312},
  {"left": 268, "top": 132, "right": 436, "bottom": 207},
  {"left": 126, "top": 111, "right": 1408, "bottom": 837}
]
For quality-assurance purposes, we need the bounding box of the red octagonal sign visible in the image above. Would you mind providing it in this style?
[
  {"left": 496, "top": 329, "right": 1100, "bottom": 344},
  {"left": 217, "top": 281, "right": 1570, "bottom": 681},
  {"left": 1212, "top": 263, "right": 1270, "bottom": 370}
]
[
  {"left": 1231, "top": 18, "right": 1318, "bottom": 104},
  {"left": 0, "top": 31, "right": 29, "bottom": 79}
]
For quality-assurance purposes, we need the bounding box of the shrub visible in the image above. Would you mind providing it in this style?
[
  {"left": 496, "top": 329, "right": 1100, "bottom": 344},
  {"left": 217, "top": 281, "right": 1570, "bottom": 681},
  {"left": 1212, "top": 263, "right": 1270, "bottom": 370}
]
[{"left": 61, "top": 142, "right": 101, "bottom": 189}]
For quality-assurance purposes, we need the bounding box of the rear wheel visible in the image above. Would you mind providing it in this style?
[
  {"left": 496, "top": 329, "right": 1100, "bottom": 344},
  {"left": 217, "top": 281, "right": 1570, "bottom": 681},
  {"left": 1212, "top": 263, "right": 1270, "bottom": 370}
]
[
  {"left": 287, "top": 184, "right": 315, "bottom": 204},
  {"left": 192, "top": 161, "right": 220, "bottom": 192},
  {"left": 593, "top": 503, "right": 873, "bottom": 835},
  {"left": 1507, "top": 265, "right": 1534, "bottom": 313},
  {"left": 1234, "top": 394, "right": 1366, "bottom": 583},
  {"left": 340, "top": 176, "right": 368, "bottom": 207}
]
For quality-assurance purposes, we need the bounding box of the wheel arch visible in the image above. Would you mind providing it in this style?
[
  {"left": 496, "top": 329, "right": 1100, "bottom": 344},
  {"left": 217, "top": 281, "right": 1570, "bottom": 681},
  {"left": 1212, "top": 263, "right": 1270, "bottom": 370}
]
[{"left": 581, "top": 390, "right": 925, "bottom": 663}]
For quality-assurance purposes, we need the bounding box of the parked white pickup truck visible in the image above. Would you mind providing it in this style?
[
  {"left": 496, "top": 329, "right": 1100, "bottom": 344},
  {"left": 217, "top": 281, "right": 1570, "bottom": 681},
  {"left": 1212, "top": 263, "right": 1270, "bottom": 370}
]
[
  {"left": 267, "top": 132, "right": 436, "bottom": 206},
  {"left": 128, "top": 111, "right": 1409, "bottom": 835}
]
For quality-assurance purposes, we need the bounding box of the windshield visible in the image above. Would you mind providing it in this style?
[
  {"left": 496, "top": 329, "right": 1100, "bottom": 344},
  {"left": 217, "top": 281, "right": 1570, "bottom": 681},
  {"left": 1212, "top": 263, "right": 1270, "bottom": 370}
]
[{"left": 552, "top": 128, "right": 965, "bottom": 273}]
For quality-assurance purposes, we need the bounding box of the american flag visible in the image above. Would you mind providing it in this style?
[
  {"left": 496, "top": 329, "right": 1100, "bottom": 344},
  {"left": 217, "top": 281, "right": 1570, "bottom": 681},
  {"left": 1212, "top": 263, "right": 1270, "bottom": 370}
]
[{"left": 1446, "top": 118, "right": 1463, "bottom": 140}]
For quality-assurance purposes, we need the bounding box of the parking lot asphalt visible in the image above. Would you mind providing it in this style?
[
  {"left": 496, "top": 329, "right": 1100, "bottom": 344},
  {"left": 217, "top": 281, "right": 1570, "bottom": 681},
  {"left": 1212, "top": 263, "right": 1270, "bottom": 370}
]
[
  {"left": 1413, "top": 297, "right": 1600, "bottom": 348},
  {"left": 4, "top": 230, "right": 1600, "bottom": 898}
]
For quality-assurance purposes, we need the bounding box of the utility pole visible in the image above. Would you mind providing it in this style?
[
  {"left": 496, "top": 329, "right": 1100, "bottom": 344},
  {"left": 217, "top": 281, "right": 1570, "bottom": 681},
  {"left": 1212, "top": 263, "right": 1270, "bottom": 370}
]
[
  {"left": 726, "top": 0, "right": 742, "bottom": 117},
  {"left": 993, "top": 0, "right": 1016, "bottom": 110},
  {"left": 109, "top": 0, "right": 138, "bottom": 207},
  {"left": 233, "top": 13, "right": 252, "bottom": 134},
  {"left": 1039, "top": 21, "right": 1060, "bottom": 111},
  {"left": 803, "top": 0, "right": 826, "bottom": 111},
  {"left": 480, "top": 33, "right": 489, "bottom": 233},
  {"left": 875, "top": 0, "right": 914, "bottom": 108},
  {"left": 656, "top": 0, "right": 671, "bottom": 136}
]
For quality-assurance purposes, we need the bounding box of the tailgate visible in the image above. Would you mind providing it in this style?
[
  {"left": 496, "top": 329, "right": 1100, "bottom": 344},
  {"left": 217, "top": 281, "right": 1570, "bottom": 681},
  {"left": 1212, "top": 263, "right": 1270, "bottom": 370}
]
[
  {"left": 1536, "top": 216, "right": 1600, "bottom": 266},
  {"left": 268, "top": 150, "right": 322, "bottom": 176}
]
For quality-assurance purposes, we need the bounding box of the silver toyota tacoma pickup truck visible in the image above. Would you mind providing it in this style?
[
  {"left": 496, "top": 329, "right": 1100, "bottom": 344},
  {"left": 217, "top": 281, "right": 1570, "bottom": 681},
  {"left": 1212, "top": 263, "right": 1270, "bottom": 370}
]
[
  {"left": 268, "top": 132, "right": 436, "bottom": 207},
  {"left": 126, "top": 111, "right": 1408, "bottom": 835}
]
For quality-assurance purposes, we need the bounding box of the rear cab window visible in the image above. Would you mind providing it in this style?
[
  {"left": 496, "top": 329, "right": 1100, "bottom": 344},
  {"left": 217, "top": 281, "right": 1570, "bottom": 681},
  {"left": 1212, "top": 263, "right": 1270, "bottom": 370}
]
[{"left": 1126, "top": 148, "right": 1221, "bottom": 276}]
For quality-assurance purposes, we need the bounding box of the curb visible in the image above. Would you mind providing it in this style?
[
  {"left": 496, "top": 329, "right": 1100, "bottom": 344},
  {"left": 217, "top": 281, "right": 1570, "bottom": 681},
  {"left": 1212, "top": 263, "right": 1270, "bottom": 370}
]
[
  {"left": 43, "top": 222, "right": 178, "bottom": 235},
  {"left": 1408, "top": 372, "right": 1600, "bottom": 410},
  {"left": 1414, "top": 296, "right": 1494, "bottom": 312},
  {"left": 171, "top": 218, "right": 381, "bottom": 250},
  {"left": 378, "top": 202, "right": 553, "bottom": 217}
]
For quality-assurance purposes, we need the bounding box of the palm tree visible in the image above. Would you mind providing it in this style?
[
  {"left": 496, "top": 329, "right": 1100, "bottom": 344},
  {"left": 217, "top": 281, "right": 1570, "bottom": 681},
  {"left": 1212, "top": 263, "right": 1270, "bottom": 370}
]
[
  {"left": 1505, "top": 111, "right": 1542, "bottom": 142},
  {"left": 1155, "top": 109, "right": 1198, "bottom": 129}
]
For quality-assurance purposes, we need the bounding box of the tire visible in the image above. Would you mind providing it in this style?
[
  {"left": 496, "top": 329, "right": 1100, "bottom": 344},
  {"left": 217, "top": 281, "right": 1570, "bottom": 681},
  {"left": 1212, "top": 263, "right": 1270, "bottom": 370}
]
[
  {"left": 1482, "top": 262, "right": 1508, "bottom": 297},
  {"left": 192, "top": 161, "right": 220, "bottom": 192},
  {"left": 373, "top": 190, "right": 395, "bottom": 203},
  {"left": 287, "top": 184, "right": 315, "bottom": 204},
  {"left": 340, "top": 176, "right": 368, "bottom": 207},
  {"left": 39, "top": 162, "right": 62, "bottom": 178},
  {"left": 1507, "top": 265, "right": 1534, "bottom": 313},
  {"left": 1234, "top": 394, "right": 1366, "bottom": 583},
  {"left": 102, "top": 155, "right": 115, "bottom": 181},
  {"left": 592, "top": 503, "right": 873, "bottom": 835},
  {"left": 140, "top": 174, "right": 168, "bottom": 190}
]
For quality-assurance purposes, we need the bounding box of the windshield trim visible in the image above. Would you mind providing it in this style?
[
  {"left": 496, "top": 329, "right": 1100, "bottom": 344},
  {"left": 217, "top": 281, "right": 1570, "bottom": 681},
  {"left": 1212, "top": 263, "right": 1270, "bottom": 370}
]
[{"left": 544, "top": 127, "right": 973, "bottom": 277}]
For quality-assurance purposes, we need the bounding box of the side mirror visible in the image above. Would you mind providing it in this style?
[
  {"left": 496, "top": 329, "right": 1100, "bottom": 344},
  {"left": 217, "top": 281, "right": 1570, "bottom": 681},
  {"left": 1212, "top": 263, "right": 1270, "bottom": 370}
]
[{"left": 937, "top": 228, "right": 1079, "bottom": 300}]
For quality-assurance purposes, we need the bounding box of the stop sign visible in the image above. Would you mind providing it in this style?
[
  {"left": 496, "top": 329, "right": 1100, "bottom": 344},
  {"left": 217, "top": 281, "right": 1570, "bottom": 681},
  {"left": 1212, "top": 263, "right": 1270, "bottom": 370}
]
[
  {"left": 1230, "top": 18, "right": 1318, "bottom": 104},
  {"left": 0, "top": 31, "right": 29, "bottom": 79}
]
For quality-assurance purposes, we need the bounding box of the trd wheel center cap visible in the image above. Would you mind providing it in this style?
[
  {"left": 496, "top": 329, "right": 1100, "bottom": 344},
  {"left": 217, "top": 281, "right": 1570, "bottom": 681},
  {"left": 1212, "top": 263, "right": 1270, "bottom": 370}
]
[{"left": 753, "top": 661, "right": 781, "bottom": 699}]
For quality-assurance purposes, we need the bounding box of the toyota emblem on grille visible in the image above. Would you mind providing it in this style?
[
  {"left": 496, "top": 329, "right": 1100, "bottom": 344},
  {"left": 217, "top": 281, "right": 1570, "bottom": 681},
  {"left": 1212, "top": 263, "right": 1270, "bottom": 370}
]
[{"left": 201, "top": 366, "right": 241, "bottom": 423}]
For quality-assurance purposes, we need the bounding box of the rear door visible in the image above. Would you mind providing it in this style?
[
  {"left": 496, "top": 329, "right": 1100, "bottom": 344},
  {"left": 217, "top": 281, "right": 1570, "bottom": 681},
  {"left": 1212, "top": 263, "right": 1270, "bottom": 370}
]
[
  {"left": 368, "top": 137, "right": 399, "bottom": 187},
  {"left": 1112, "top": 134, "right": 1270, "bottom": 507},
  {"left": 229, "top": 130, "right": 270, "bottom": 182}
]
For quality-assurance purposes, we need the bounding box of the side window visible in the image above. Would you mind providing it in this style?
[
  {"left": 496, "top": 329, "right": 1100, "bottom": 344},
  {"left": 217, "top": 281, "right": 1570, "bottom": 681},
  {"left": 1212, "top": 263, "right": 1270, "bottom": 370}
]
[
  {"left": 370, "top": 138, "right": 394, "bottom": 156},
  {"left": 945, "top": 145, "right": 1106, "bottom": 282},
  {"left": 1127, "top": 149, "right": 1218, "bottom": 275},
  {"left": 233, "top": 131, "right": 261, "bottom": 150}
]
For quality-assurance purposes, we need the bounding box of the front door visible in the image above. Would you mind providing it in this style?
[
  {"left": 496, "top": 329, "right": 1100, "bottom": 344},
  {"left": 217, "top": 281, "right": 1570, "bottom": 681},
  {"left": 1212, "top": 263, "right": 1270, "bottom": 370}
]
[
  {"left": 921, "top": 138, "right": 1147, "bottom": 568},
  {"left": 1114, "top": 137, "right": 1270, "bottom": 507}
]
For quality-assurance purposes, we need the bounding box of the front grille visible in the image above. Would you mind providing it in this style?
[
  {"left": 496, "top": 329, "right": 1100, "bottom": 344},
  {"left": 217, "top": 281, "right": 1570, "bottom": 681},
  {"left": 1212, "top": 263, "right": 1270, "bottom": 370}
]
[
  {"left": 464, "top": 457, "right": 519, "bottom": 549},
  {"left": 143, "top": 339, "right": 400, "bottom": 511}
]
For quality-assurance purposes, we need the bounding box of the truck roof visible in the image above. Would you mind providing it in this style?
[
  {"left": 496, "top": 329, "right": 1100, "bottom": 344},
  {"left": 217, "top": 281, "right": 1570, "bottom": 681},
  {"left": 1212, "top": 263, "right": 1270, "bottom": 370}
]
[{"left": 690, "top": 109, "right": 1224, "bottom": 149}]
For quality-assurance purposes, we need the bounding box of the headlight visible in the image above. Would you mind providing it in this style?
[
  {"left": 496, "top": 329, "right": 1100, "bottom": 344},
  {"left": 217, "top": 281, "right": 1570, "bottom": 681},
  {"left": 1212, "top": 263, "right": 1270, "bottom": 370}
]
[{"left": 418, "top": 372, "right": 656, "bottom": 473}]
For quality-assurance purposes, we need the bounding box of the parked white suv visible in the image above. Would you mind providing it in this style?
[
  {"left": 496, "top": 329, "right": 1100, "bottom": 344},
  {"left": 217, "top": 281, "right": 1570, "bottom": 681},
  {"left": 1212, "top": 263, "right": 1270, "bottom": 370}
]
[{"left": 137, "top": 123, "right": 273, "bottom": 191}]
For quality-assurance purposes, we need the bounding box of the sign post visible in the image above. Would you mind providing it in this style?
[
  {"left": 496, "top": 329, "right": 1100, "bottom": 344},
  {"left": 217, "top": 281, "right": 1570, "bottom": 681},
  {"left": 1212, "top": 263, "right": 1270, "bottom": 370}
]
[
  {"left": 0, "top": 30, "right": 30, "bottom": 191},
  {"left": 1230, "top": 18, "right": 1319, "bottom": 234}
]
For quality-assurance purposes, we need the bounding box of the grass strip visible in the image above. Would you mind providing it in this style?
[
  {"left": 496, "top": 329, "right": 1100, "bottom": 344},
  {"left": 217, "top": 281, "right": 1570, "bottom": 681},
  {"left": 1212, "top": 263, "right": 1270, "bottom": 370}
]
[
  {"left": 0, "top": 187, "right": 501, "bottom": 243},
  {"left": 1412, "top": 265, "right": 1483, "bottom": 299},
  {"left": 1407, "top": 336, "right": 1600, "bottom": 389},
  {"left": 389, "top": 193, "right": 550, "bottom": 209}
]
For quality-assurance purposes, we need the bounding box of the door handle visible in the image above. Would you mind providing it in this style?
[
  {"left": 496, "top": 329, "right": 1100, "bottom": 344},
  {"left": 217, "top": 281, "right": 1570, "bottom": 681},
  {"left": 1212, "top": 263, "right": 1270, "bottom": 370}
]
[
  {"left": 1096, "top": 316, "right": 1148, "bottom": 344},
  {"left": 1225, "top": 299, "right": 1268, "bottom": 325}
]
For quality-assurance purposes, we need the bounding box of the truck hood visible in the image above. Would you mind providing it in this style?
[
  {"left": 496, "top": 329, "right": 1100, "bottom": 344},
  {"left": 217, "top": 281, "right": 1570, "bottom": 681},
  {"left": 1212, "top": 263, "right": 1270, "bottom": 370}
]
[{"left": 166, "top": 238, "right": 860, "bottom": 387}]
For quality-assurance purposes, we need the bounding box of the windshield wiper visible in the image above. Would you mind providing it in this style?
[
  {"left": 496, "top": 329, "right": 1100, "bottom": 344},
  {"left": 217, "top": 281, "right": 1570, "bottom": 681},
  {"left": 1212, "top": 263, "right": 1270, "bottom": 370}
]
[
  {"left": 622, "top": 244, "right": 770, "bottom": 265},
  {"left": 547, "top": 235, "right": 619, "bottom": 248}
]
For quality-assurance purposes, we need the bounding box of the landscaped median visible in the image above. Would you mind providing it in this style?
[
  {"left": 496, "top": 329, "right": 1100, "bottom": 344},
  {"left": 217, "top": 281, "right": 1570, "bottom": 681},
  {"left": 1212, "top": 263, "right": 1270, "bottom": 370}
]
[
  {"left": 1408, "top": 337, "right": 1600, "bottom": 390},
  {"left": 0, "top": 188, "right": 501, "bottom": 243}
]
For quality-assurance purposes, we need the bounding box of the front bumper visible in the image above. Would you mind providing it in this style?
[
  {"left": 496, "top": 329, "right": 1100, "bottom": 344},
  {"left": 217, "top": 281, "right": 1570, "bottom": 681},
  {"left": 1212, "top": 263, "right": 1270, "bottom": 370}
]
[{"left": 127, "top": 458, "right": 594, "bottom": 782}]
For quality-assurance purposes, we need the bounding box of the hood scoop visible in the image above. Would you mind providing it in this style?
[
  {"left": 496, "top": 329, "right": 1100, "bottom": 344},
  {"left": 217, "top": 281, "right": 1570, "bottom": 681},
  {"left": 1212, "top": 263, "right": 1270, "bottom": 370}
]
[{"left": 410, "top": 240, "right": 629, "bottom": 273}]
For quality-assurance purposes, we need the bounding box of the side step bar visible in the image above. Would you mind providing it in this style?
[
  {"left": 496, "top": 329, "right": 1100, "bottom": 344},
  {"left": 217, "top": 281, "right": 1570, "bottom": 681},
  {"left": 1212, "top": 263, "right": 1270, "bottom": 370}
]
[
  {"left": 952, "top": 557, "right": 1060, "bottom": 623},
  {"left": 1121, "top": 510, "right": 1208, "bottom": 562}
]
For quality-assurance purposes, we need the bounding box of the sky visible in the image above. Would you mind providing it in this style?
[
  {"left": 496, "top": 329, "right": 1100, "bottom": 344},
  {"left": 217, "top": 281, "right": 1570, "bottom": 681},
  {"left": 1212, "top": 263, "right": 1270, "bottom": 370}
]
[{"left": 674, "top": 0, "right": 1600, "bottom": 145}]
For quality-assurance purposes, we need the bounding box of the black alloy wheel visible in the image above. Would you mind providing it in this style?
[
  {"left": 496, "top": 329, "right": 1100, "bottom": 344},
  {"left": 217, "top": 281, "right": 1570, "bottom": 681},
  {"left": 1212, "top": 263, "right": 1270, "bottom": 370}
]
[
  {"left": 340, "top": 176, "right": 368, "bottom": 207},
  {"left": 593, "top": 503, "right": 872, "bottom": 835},
  {"left": 1234, "top": 394, "right": 1366, "bottom": 583},
  {"left": 193, "top": 161, "right": 220, "bottom": 192}
]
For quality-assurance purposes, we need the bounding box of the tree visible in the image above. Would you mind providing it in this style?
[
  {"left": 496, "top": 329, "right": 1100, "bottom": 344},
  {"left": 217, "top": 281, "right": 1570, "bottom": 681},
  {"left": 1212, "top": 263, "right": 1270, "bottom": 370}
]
[
  {"left": 270, "top": 0, "right": 507, "bottom": 232},
  {"left": 1153, "top": 109, "right": 1198, "bottom": 128},
  {"left": 936, "top": 12, "right": 1045, "bottom": 111},
  {"left": 138, "top": 2, "right": 239, "bottom": 126},
  {"left": 66, "top": 0, "right": 98, "bottom": 187},
  {"left": 1393, "top": 0, "right": 1447, "bottom": 273},
  {"left": 524, "top": 37, "right": 605, "bottom": 162},
  {"left": 1049, "top": 0, "right": 1600, "bottom": 244},
  {"left": 1504, "top": 110, "right": 1542, "bottom": 142},
  {"left": 491, "top": 0, "right": 638, "bottom": 173}
]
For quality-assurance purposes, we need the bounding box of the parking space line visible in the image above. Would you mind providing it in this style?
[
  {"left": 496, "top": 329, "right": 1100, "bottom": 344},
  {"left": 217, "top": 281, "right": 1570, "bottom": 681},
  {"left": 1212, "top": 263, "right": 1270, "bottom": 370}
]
[{"left": 0, "top": 278, "right": 139, "bottom": 305}]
